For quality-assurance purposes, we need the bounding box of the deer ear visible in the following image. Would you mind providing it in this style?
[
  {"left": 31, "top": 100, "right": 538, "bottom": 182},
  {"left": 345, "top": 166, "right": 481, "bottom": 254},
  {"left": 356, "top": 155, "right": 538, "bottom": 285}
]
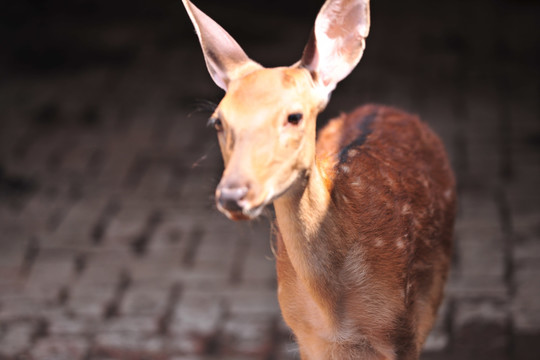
[
  {"left": 300, "top": 0, "right": 370, "bottom": 93},
  {"left": 182, "top": 0, "right": 261, "bottom": 90}
]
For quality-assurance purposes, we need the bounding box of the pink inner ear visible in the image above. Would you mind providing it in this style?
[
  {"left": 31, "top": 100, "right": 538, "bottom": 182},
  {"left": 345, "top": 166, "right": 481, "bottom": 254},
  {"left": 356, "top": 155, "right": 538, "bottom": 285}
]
[
  {"left": 183, "top": 0, "right": 258, "bottom": 91},
  {"left": 320, "top": 72, "right": 334, "bottom": 88},
  {"left": 346, "top": 4, "right": 369, "bottom": 35},
  {"left": 326, "top": 4, "right": 364, "bottom": 39},
  {"left": 300, "top": 0, "right": 370, "bottom": 92}
]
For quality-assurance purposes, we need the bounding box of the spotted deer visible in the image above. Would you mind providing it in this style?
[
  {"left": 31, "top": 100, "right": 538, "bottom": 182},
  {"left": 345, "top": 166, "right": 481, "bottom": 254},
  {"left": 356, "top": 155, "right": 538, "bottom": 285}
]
[{"left": 181, "top": 0, "right": 456, "bottom": 359}]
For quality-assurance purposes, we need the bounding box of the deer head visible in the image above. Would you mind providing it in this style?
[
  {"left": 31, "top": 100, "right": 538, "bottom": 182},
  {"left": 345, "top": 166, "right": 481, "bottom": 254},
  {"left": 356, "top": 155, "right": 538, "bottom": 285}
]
[{"left": 182, "top": 0, "right": 370, "bottom": 220}]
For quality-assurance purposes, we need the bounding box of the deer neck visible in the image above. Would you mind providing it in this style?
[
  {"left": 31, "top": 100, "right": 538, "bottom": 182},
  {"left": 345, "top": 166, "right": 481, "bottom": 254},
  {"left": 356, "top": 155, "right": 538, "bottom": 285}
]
[
  {"left": 274, "top": 163, "right": 332, "bottom": 243},
  {"left": 273, "top": 160, "right": 343, "bottom": 322}
]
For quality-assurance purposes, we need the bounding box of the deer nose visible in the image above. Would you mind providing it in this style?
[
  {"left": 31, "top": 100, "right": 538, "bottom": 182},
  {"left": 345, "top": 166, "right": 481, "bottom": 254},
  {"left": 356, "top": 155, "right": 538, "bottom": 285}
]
[{"left": 217, "top": 183, "right": 249, "bottom": 213}]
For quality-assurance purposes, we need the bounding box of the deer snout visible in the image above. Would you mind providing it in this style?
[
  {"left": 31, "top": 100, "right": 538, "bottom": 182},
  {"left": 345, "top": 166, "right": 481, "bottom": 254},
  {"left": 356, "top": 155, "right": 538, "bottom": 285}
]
[{"left": 216, "top": 180, "right": 251, "bottom": 220}]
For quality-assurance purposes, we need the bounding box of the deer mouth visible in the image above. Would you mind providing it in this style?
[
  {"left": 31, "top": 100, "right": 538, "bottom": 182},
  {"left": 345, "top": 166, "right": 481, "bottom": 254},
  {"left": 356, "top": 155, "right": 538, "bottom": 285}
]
[{"left": 218, "top": 201, "right": 267, "bottom": 221}]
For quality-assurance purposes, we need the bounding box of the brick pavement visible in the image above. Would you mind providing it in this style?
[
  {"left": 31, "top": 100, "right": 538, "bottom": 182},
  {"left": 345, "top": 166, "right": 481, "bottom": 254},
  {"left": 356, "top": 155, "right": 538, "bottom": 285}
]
[{"left": 1, "top": 0, "right": 539, "bottom": 359}]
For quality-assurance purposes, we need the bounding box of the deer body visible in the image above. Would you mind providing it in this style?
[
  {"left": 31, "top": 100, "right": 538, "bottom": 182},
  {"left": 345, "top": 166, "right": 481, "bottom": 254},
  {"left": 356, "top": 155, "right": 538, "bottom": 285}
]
[
  {"left": 274, "top": 105, "right": 454, "bottom": 359},
  {"left": 181, "top": 1, "right": 456, "bottom": 359}
]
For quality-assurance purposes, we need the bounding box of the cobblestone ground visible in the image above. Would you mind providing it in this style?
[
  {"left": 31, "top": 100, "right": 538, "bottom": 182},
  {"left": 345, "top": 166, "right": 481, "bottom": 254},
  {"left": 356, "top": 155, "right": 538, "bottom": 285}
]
[{"left": 1, "top": 0, "right": 539, "bottom": 359}]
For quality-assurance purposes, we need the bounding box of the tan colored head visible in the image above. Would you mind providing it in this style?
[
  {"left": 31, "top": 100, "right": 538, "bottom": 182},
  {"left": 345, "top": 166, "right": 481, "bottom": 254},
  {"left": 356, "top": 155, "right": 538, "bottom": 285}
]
[{"left": 182, "top": 0, "right": 370, "bottom": 220}]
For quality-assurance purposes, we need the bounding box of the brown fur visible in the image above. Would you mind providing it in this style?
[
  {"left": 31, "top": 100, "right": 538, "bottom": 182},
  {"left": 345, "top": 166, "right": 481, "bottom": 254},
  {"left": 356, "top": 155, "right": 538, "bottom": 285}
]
[{"left": 275, "top": 105, "right": 455, "bottom": 359}]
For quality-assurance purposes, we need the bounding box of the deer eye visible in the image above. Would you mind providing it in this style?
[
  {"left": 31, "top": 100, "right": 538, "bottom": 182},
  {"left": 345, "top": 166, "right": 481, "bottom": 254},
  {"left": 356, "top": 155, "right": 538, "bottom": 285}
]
[
  {"left": 208, "top": 117, "right": 223, "bottom": 131},
  {"left": 287, "top": 113, "right": 303, "bottom": 125}
]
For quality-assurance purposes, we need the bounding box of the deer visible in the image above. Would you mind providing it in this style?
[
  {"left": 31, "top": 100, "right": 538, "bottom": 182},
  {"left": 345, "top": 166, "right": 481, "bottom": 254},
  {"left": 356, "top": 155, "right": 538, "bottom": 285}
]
[{"left": 181, "top": 0, "right": 456, "bottom": 359}]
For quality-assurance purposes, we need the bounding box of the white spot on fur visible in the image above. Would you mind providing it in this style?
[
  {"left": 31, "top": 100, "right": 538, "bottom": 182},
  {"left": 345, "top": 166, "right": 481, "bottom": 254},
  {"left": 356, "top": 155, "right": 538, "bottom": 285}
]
[
  {"left": 341, "top": 164, "right": 350, "bottom": 173},
  {"left": 396, "top": 237, "right": 405, "bottom": 249},
  {"left": 444, "top": 188, "right": 453, "bottom": 200},
  {"left": 348, "top": 149, "right": 358, "bottom": 157},
  {"left": 374, "top": 237, "right": 384, "bottom": 248},
  {"left": 341, "top": 194, "right": 349, "bottom": 203},
  {"left": 401, "top": 203, "right": 411, "bottom": 214},
  {"left": 351, "top": 178, "right": 362, "bottom": 187}
]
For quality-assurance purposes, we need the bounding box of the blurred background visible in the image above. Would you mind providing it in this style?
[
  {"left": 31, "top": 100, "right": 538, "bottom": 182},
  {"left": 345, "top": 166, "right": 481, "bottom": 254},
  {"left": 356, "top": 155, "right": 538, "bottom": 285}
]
[{"left": 0, "top": 0, "right": 539, "bottom": 359}]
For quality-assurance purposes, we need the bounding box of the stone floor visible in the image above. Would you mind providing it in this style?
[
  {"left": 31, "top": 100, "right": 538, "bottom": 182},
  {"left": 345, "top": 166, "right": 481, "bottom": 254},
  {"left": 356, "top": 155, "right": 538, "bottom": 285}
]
[{"left": 0, "top": 0, "right": 539, "bottom": 359}]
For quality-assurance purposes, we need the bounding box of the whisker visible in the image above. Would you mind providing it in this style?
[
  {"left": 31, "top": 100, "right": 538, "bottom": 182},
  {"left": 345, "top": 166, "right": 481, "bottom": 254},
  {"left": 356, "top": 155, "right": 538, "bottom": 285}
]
[
  {"left": 186, "top": 99, "right": 218, "bottom": 118},
  {"left": 191, "top": 143, "right": 217, "bottom": 168},
  {"left": 195, "top": 99, "right": 218, "bottom": 113}
]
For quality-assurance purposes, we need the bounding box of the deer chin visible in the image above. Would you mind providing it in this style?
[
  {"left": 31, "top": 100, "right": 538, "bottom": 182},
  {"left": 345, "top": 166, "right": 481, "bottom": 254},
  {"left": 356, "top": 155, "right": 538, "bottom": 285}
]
[
  {"left": 217, "top": 198, "right": 268, "bottom": 221},
  {"left": 222, "top": 210, "right": 252, "bottom": 221}
]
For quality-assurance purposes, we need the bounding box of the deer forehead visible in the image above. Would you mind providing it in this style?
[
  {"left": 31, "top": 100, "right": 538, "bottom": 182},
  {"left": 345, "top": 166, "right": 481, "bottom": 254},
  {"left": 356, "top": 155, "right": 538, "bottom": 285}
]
[{"left": 219, "top": 67, "right": 318, "bottom": 124}]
